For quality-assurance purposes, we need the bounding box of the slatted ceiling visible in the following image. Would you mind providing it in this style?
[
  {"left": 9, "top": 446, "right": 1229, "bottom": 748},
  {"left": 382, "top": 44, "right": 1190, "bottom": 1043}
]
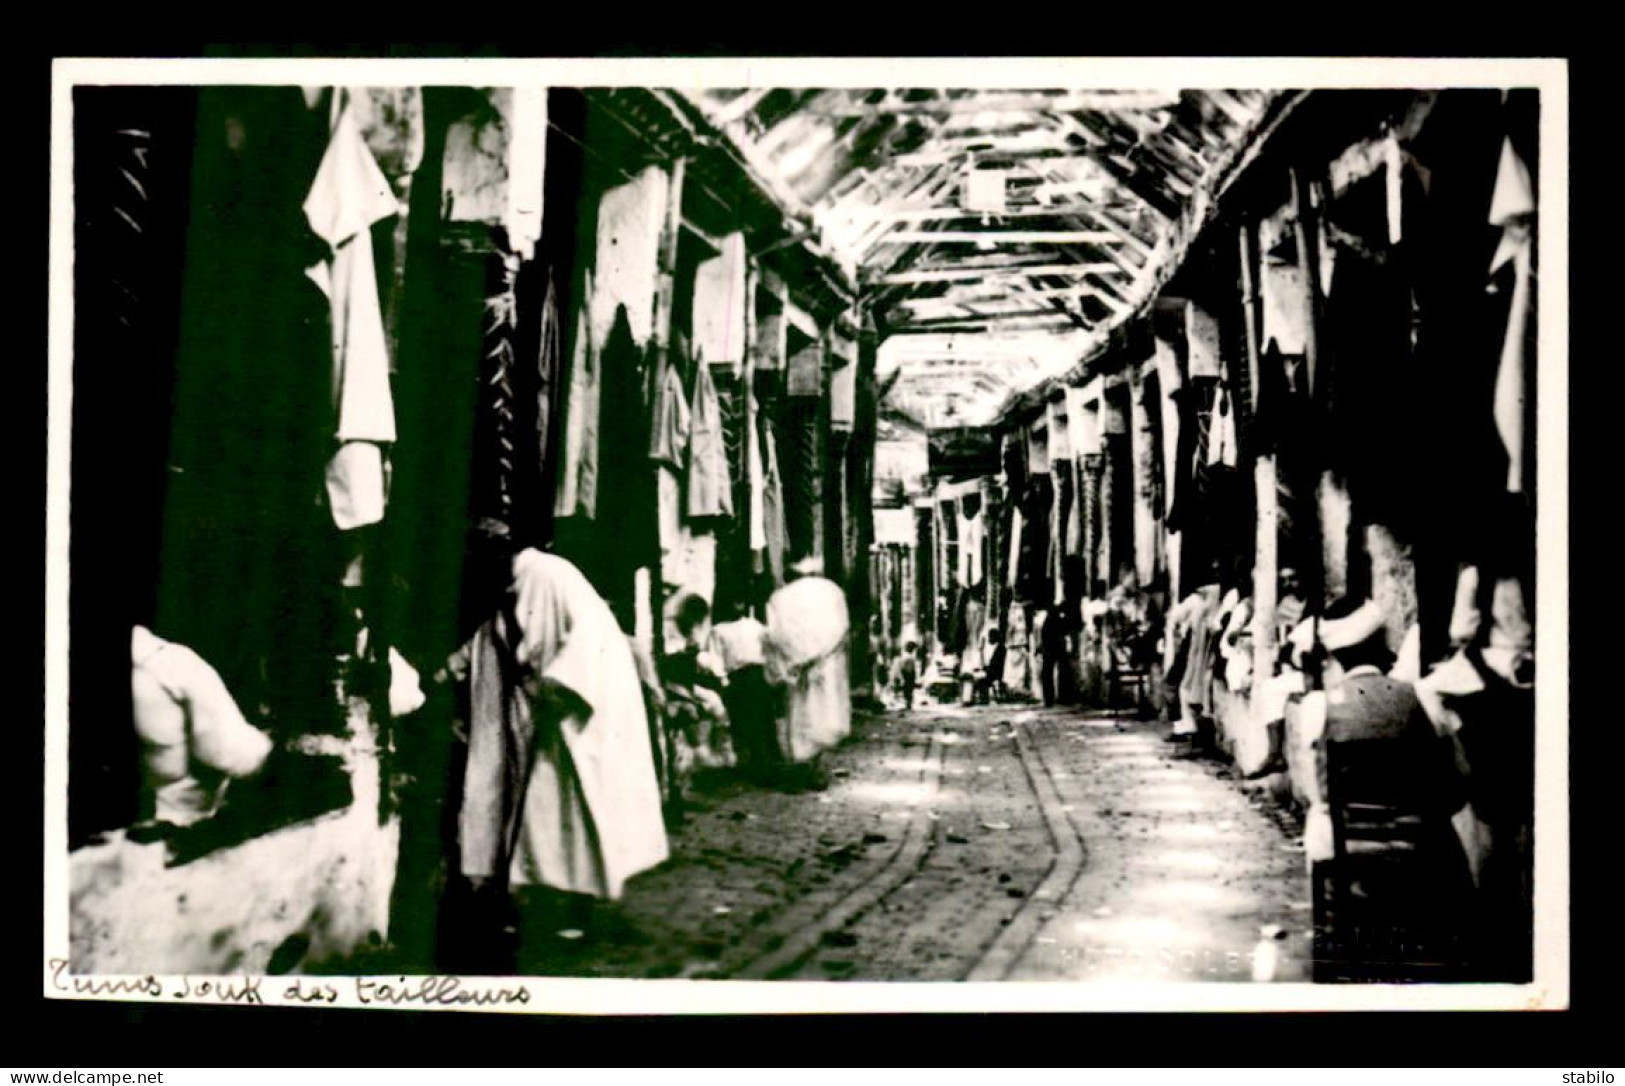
[{"left": 675, "top": 85, "right": 1280, "bottom": 423}]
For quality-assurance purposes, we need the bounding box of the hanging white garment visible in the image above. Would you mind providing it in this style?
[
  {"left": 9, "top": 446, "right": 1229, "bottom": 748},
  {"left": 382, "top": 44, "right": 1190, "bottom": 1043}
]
[
  {"left": 554, "top": 270, "right": 598, "bottom": 518},
  {"left": 1007, "top": 506, "right": 1024, "bottom": 589},
  {"left": 387, "top": 646, "right": 427, "bottom": 717},
  {"left": 1413, "top": 649, "right": 1487, "bottom": 738},
  {"left": 304, "top": 95, "right": 400, "bottom": 530},
  {"left": 325, "top": 441, "right": 387, "bottom": 531},
  {"left": 504, "top": 87, "right": 548, "bottom": 262},
  {"left": 1488, "top": 135, "right": 1535, "bottom": 495},
  {"left": 1184, "top": 304, "right": 1223, "bottom": 380},
  {"left": 1390, "top": 623, "right": 1424, "bottom": 684},
  {"left": 1206, "top": 385, "right": 1238, "bottom": 467},
  {"left": 968, "top": 509, "right": 984, "bottom": 588},
  {"left": 747, "top": 392, "right": 767, "bottom": 551},
  {"left": 958, "top": 503, "right": 984, "bottom": 588},
  {"left": 1448, "top": 565, "right": 1483, "bottom": 647}
]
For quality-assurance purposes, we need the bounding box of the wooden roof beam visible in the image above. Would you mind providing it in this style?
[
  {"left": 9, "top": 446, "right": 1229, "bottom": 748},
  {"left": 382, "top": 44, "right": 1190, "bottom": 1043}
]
[
  {"left": 1206, "top": 89, "right": 1257, "bottom": 128},
  {"left": 898, "top": 307, "right": 1066, "bottom": 326},
  {"left": 896, "top": 294, "right": 1072, "bottom": 321},
  {"left": 808, "top": 91, "right": 1183, "bottom": 116},
  {"left": 876, "top": 229, "right": 1123, "bottom": 245},
  {"left": 755, "top": 89, "right": 846, "bottom": 156},
  {"left": 895, "top": 316, "right": 1081, "bottom": 335},
  {"left": 1054, "top": 114, "right": 1183, "bottom": 220},
  {"left": 1058, "top": 234, "right": 1141, "bottom": 275},
  {"left": 875, "top": 261, "right": 1121, "bottom": 286},
  {"left": 1083, "top": 204, "right": 1157, "bottom": 261},
  {"left": 1017, "top": 160, "right": 1158, "bottom": 268},
  {"left": 846, "top": 204, "right": 1116, "bottom": 226},
  {"left": 878, "top": 247, "right": 1090, "bottom": 273},
  {"left": 900, "top": 282, "right": 1097, "bottom": 309},
  {"left": 1005, "top": 274, "right": 1096, "bottom": 331},
  {"left": 850, "top": 165, "right": 962, "bottom": 260},
  {"left": 1084, "top": 271, "right": 1132, "bottom": 306}
]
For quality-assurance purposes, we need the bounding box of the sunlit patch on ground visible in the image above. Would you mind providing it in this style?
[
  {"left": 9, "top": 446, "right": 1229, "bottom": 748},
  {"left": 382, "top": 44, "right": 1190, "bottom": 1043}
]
[{"left": 477, "top": 707, "right": 1307, "bottom": 983}]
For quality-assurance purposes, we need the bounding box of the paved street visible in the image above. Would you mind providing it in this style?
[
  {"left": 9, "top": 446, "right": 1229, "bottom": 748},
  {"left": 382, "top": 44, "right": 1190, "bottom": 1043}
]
[{"left": 507, "top": 705, "right": 1312, "bottom": 983}]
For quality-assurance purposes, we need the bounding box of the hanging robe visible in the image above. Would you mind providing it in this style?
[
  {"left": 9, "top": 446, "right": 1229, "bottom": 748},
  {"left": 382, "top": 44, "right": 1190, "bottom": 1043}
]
[
  {"left": 650, "top": 359, "right": 692, "bottom": 561},
  {"left": 686, "top": 358, "right": 734, "bottom": 520},
  {"left": 303, "top": 95, "right": 399, "bottom": 530},
  {"left": 1488, "top": 135, "right": 1535, "bottom": 496},
  {"left": 761, "top": 419, "right": 788, "bottom": 584},
  {"left": 554, "top": 269, "right": 599, "bottom": 518},
  {"left": 747, "top": 391, "right": 768, "bottom": 551}
]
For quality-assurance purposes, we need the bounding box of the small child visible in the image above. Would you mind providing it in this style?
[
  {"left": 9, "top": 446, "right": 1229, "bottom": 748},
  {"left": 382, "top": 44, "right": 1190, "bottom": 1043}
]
[
  {"left": 896, "top": 639, "right": 920, "bottom": 711},
  {"left": 977, "top": 627, "right": 1007, "bottom": 704}
]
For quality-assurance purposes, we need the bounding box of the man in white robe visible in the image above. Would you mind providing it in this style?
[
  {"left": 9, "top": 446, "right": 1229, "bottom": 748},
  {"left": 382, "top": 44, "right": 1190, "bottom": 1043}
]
[
  {"left": 449, "top": 548, "right": 669, "bottom": 918},
  {"left": 763, "top": 556, "right": 851, "bottom": 791}
]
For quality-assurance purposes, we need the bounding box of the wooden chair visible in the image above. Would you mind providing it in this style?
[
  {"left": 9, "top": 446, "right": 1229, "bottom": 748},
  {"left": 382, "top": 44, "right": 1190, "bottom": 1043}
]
[
  {"left": 1313, "top": 735, "right": 1472, "bottom": 982},
  {"left": 1106, "top": 628, "right": 1151, "bottom": 713},
  {"left": 1107, "top": 663, "right": 1147, "bottom": 711}
]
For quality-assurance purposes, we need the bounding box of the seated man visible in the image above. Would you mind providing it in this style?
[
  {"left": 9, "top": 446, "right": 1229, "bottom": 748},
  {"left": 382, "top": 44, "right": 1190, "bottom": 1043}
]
[
  {"left": 661, "top": 593, "right": 736, "bottom": 786},
  {"left": 131, "top": 625, "right": 274, "bottom": 828},
  {"left": 1302, "top": 597, "right": 1473, "bottom": 978},
  {"left": 1274, "top": 567, "right": 1307, "bottom": 647},
  {"left": 1294, "top": 598, "right": 1469, "bottom": 837},
  {"left": 1316, "top": 599, "right": 1460, "bottom": 760}
]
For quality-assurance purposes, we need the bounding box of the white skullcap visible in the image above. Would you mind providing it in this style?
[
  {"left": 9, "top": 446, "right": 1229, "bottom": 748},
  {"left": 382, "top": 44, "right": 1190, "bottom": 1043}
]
[{"left": 1320, "top": 599, "right": 1388, "bottom": 652}]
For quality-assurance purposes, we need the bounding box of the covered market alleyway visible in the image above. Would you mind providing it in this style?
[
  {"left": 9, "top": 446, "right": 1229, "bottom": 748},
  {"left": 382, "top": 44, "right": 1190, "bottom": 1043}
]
[{"left": 411, "top": 704, "right": 1310, "bottom": 984}]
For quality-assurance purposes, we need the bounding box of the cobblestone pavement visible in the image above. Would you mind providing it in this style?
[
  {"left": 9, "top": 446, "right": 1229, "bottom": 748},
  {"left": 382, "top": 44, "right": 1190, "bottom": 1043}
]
[{"left": 507, "top": 704, "right": 1314, "bottom": 983}]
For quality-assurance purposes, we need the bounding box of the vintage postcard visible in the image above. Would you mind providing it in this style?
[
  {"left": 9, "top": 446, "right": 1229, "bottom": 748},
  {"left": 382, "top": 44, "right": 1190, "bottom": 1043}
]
[{"left": 44, "top": 55, "right": 1568, "bottom": 1014}]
